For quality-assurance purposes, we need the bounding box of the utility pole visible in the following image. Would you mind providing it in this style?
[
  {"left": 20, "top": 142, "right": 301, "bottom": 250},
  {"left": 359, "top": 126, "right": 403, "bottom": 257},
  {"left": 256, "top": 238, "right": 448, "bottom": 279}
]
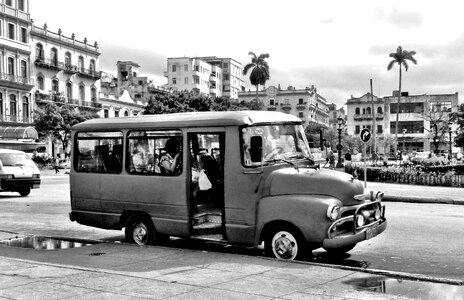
[{"left": 370, "top": 79, "right": 376, "bottom": 154}]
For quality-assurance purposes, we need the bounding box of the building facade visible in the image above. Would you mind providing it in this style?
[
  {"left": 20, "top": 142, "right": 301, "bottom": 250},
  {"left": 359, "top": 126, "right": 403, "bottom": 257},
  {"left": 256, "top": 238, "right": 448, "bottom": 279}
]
[
  {"left": 238, "top": 85, "right": 331, "bottom": 127},
  {"left": 99, "top": 61, "right": 167, "bottom": 118},
  {"left": 164, "top": 56, "right": 243, "bottom": 99},
  {"left": 346, "top": 91, "right": 459, "bottom": 154}
]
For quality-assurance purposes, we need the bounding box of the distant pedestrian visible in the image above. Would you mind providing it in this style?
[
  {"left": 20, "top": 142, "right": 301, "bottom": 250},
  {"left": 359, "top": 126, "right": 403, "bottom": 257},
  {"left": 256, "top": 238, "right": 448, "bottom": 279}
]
[
  {"left": 344, "top": 150, "right": 352, "bottom": 173},
  {"left": 54, "top": 154, "right": 60, "bottom": 174}
]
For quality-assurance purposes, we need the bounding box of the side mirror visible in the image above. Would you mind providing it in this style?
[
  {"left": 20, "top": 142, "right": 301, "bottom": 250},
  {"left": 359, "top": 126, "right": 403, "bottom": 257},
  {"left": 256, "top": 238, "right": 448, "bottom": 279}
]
[{"left": 249, "top": 136, "right": 263, "bottom": 163}]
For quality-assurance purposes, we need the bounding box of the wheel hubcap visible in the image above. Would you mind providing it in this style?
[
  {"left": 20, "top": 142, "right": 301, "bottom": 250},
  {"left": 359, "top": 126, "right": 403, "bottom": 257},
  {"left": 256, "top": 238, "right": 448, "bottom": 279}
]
[
  {"left": 133, "top": 223, "right": 148, "bottom": 245},
  {"left": 272, "top": 231, "right": 298, "bottom": 260}
]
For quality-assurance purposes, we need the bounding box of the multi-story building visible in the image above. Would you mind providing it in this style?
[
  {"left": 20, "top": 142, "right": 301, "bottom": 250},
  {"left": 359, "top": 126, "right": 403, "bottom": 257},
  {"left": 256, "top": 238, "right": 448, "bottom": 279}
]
[
  {"left": 164, "top": 56, "right": 243, "bottom": 99},
  {"left": 328, "top": 103, "right": 346, "bottom": 130},
  {"left": 238, "top": 85, "right": 330, "bottom": 127},
  {"left": 30, "top": 23, "right": 101, "bottom": 114},
  {"left": 99, "top": 61, "right": 167, "bottom": 118},
  {"left": 346, "top": 91, "right": 459, "bottom": 153}
]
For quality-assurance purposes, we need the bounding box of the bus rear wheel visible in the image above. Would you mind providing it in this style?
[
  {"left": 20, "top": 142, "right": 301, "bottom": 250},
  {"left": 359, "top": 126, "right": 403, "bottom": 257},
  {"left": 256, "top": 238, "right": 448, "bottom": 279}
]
[{"left": 125, "top": 215, "right": 155, "bottom": 245}]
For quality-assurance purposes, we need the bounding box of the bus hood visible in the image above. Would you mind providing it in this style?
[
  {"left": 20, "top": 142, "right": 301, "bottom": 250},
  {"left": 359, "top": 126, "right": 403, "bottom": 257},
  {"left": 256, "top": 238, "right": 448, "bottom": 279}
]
[{"left": 264, "top": 168, "right": 365, "bottom": 206}]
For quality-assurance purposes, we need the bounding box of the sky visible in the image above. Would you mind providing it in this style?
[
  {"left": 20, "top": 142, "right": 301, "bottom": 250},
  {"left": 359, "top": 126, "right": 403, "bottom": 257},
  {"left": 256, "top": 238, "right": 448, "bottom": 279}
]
[{"left": 30, "top": 0, "right": 464, "bottom": 107}]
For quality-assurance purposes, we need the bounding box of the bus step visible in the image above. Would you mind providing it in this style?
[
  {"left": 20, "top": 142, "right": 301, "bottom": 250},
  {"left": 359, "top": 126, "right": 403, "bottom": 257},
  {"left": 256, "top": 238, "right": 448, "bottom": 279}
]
[
  {"left": 190, "top": 234, "right": 225, "bottom": 242},
  {"left": 193, "top": 213, "right": 222, "bottom": 225},
  {"left": 192, "top": 223, "right": 223, "bottom": 236}
]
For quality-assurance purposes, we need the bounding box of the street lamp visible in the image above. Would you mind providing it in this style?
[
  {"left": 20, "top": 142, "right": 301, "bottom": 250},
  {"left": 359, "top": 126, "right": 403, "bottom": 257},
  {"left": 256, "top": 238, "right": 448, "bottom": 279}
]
[
  {"left": 402, "top": 128, "right": 407, "bottom": 153},
  {"left": 448, "top": 122, "right": 453, "bottom": 160},
  {"left": 336, "top": 117, "right": 344, "bottom": 168}
]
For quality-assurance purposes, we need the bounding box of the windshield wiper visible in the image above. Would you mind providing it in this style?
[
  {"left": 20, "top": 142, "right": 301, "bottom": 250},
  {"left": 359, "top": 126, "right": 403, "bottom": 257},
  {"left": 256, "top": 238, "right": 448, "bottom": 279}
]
[{"left": 265, "top": 158, "right": 299, "bottom": 171}]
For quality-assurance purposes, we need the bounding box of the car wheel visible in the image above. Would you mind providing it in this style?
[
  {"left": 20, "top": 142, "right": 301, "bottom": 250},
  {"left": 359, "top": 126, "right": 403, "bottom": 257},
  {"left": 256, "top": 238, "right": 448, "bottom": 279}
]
[
  {"left": 265, "top": 226, "right": 306, "bottom": 260},
  {"left": 124, "top": 215, "right": 155, "bottom": 245},
  {"left": 323, "top": 243, "right": 356, "bottom": 255},
  {"left": 18, "top": 187, "right": 31, "bottom": 197}
]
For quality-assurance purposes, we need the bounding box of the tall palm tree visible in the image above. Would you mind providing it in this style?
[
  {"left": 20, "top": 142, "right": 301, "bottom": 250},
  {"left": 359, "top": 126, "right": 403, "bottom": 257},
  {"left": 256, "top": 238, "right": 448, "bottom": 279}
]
[
  {"left": 387, "top": 46, "right": 417, "bottom": 154},
  {"left": 242, "top": 52, "right": 270, "bottom": 105}
]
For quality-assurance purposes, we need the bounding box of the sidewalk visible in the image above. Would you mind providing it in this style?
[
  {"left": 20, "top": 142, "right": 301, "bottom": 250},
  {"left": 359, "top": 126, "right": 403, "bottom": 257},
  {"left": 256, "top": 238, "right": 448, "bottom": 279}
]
[{"left": 0, "top": 238, "right": 463, "bottom": 299}]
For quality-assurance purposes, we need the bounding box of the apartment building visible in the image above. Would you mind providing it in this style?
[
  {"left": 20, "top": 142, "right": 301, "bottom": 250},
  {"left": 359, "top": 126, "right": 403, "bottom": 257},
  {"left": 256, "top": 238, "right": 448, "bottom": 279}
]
[
  {"left": 30, "top": 23, "right": 101, "bottom": 114},
  {"left": 164, "top": 56, "right": 243, "bottom": 99},
  {"left": 0, "top": 0, "right": 41, "bottom": 150},
  {"left": 238, "top": 85, "right": 330, "bottom": 127},
  {"left": 346, "top": 91, "right": 459, "bottom": 153},
  {"left": 99, "top": 61, "right": 167, "bottom": 118}
]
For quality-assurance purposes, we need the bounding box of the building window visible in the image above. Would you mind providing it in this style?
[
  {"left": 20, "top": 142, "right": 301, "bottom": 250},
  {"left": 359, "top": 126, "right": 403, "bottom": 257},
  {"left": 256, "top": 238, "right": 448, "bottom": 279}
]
[
  {"left": 269, "top": 99, "right": 275, "bottom": 105},
  {"left": 52, "top": 79, "right": 59, "bottom": 92},
  {"left": 184, "top": 77, "right": 188, "bottom": 84},
  {"left": 36, "top": 44, "right": 44, "bottom": 59},
  {"left": 37, "top": 76, "right": 44, "bottom": 90},
  {"left": 79, "top": 84, "right": 85, "bottom": 100},
  {"left": 377, "top": 125, "right": 383, "bottom": 134},
  {"left": 124, "top": 111, "right": 129, "bottom": 117},
  {"left": 0, "top": 92, "right": 3, "bottom": 115},
  {"left": 193, "top": 77, "right": 199, "bottom": 84},
  {"left": 22, "top": 96, "right": 29, "bottom": 118},
  {"left": 223, "top": 62, "right": 228, "bottom": 68},
  {"left": 78, "top": 56, "right": 84, "bottom": 72},
  {"left": 65, "top": 52, "right": 72, "bottom": 67},
  {"left": 91, "top": 87, "right": 97, "bottom": 101},
  {"left": 172, "top": 64, "right": 176, "bottom": 72},
  {"left": 184, "top": 64, "right": 188, "bottom": 71},
  {"left": 366, "top": 107, "right": 371, "bottom": 115},
  {"left": 18, "top": 0, "right": 25, "bottom": 10},
  {"left": 172, "top": 78, "right": 176, "bottom": 85},
  {"left": 194, "top": 65, "right": 199, "bottom": 71},
  {"left": 89, "top": 59, "right": 96, "bottom": 74},
  {"left": 299, "top": 98, "right": 304, "bottom": 104},
  {"left": 298, "top": 112, "right": 304, "bottom": 118},
  {"left": 7, "top": 57, "right": 14, "bottom": 75},
  {"left": 355, "top": 107, "right": 360, "bottom": 115},
  {"left": 20, "top": 60, "right": 27, "bottom": 77},
  {"left": 8, "top": 23, "right": 14, "bottom": 39},
  {"left": 377, "top": 107, "right": 383, "bottom": 114},
  {"left": 104, "top": 109, "right": 109, "bottom": 118},
  {"left": 50, "top": 48, "right": 58, "bottom": 66},
  {"left": 5, "top": 0, "right": 12, "bottom": 6},
  {"left": 355, "top": 126, "right": 360, "bottom": 134},
  {"left": 21, "top": 27, "right": 27, "bottom": 43},
  {"left": 66, "top": 82, "right": 72, "bottom": 99},
  {"left": 114, "top": 110, "right": 119, "bottom": 117},
  {"left": 9, "top": 94, "right": 17, "bottom": 117}
]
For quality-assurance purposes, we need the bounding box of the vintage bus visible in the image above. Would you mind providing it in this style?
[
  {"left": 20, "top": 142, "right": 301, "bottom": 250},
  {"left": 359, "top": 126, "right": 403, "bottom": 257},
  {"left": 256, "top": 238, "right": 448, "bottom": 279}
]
[{"left": 69, "top": 111, "right": 387, "bottom": 260}]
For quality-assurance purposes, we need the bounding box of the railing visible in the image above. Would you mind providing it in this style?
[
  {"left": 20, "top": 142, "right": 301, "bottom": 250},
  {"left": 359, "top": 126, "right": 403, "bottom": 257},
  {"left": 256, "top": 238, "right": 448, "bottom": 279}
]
[
  {"left": 0, "top": 73, "right": 35, "bottom": 85},
  {"left": 296, "top": 102, "right": 307, "bottom": 110},
  {"left": 34, "top": 56, "right": 63, "bottom": 69},
  {"left": 77, "top": 67, "right": 101, "bottom": 78},
  {"left": 31, "top": 25, "right": 99, "bottom": 53},
  {"left": 82, "top": 101, "right": 102, "bottom": 109},
  {"left": 280, "top": 103, "right": 292, "bottom": 110},
  {"left": 267, "top": 105, "right": 277, "bottom": 111}
]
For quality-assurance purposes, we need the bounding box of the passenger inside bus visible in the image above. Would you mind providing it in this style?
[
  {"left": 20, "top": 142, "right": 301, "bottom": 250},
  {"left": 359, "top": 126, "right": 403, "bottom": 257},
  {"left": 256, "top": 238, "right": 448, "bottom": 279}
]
[{"left": 160, "top": 137, "right": 182, "bottom": 175}]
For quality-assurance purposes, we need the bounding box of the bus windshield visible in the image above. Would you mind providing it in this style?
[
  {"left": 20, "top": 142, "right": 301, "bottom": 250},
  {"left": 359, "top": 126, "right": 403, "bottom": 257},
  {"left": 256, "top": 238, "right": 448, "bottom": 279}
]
[{"left": 241, "top": 124, "right": 312, "bottom": 166}]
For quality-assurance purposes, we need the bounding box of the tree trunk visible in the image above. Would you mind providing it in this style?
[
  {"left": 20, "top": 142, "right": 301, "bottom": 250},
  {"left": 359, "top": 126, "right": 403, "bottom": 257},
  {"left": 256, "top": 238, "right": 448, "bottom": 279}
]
[
  {"left": 394, "top": 66, "right": 402, "bottom": 155},
  {"left": 255, "top": 84, "right": 259, "bottom": 106}
]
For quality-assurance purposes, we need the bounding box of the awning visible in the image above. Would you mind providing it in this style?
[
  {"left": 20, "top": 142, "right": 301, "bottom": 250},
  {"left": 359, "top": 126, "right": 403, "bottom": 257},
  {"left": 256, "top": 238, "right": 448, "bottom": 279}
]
[{"left": 0, "top": 126, "right": 38, "bottom": 140}]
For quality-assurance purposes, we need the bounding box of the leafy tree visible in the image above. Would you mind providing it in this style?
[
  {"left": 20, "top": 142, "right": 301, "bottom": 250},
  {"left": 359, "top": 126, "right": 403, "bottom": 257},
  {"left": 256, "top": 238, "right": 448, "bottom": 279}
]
[
  {"left": 387, "top": 46, "right": 417, "bottom": 152},
  {"left": 34, "top": 102, "right": 99, "bottom": 154},
  {"left": 419, "top": 105, "right": 451, "bottom": 154},
  {"left": 450, "top": 103, "right": 464, "bottom": 148},
  {"left": 242, "top": 52, "right": 270, "bottom": 105}
]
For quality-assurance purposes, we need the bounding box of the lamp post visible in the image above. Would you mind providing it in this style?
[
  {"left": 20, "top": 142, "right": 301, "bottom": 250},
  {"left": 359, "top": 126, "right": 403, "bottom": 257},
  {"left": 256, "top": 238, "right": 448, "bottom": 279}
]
[
  {"left": 402, "top": 128, "right": 407, "bottom": 153},
  {"left": 336, "top": 117, "right": 344, "bottom": 168},
  {"left": 448, "top": 122, "right": 453, "bottom": 160}
]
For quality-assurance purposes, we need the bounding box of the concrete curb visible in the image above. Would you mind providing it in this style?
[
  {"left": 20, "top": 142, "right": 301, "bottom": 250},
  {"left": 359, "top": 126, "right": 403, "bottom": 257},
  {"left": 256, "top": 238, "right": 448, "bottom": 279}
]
[{"left": 382, "top": 195, "right": 464, "bottom": 205}]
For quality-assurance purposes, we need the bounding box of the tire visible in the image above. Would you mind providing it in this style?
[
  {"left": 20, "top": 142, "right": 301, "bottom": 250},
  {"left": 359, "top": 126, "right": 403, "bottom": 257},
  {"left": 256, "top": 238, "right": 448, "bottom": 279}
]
[
  {"left": 18, "top": 187, "right": 31, "bottom": 197},
  {"left": 265, "top": 225, "right": 307, "bottom": 261},
  {"left": 323, "top": 243, "right": 356, "bottom": 255},
  {"left": 124, "top": 215, "right": 156, "bottom": 245}
]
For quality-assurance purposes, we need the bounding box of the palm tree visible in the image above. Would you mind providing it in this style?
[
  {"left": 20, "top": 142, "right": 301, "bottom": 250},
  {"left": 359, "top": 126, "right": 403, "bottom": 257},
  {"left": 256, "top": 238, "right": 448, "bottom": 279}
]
[
  {"left": 242, "top": 52, "right": 270, "bottom": 105},
  {"left": 387, "top": 46, "right": 417, "bottom": 154}
]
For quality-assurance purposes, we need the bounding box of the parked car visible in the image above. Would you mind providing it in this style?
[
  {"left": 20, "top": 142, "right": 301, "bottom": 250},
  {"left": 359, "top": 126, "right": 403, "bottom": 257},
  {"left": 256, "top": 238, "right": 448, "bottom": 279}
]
[
  {"left": 410, "top": 151, "right": 430, "bottom": 163},
  {"left": 0, "top": 149, "right": 41, "bottom": 196}
]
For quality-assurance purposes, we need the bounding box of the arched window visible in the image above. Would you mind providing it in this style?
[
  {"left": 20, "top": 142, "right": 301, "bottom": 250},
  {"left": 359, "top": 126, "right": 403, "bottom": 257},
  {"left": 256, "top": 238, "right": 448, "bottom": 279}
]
[
  {"left": 355, "top": 107, "right": 360, "bottom": 115},
  {"left": 366, "top": 107, "right": 371, "bottom": 115},
  {"left": 0, "top": 92, "right": 3, "bottom": 115},
  {"left": 362, "top": 108, "right": 366, "bottom": 115},
  {"left": 22, "top": 96, "right": 29, "bottom": 119},
  {"left": 78, "top": 56, "right": 84, "bottom": 72},
  {"left": 66, "top": 82, "right": 73, "bottom": 100},
  {"left": 124, "top": 110, "right": 129, "bottom": 117},
  {"left": 9, "top": 94, "right": 17, "bottom": 118},
  {"left": 79, "top": 84, "right": 85, "bottom": 101},
  {"left": 90, "top": 86, "right": 97, "bottom": 101},
  {"left": 35, "top": 43, "right": 44, "bottom": 59},
  {"left": 377, "top": 106, "right": 383, "bottom": 114},
  {"left": 50, "top": 48, "right": 58, "bottom": 66},
  {"left": 65, "top": 52, "right": 72, "bottom": 67},
  {"left": 7, "top": 57, "right": 14, "bottom": 75},
  {"left": 51, "top": 79, "right": 59, "bottom": 92},
  {"left": 89, "top": 59, "right": 95, "bottom": 74},
  {"left": 37, "top": 76, "right": 44, "bottom": 90},
  {"left": 20, "top": 60, "right": 27, "bottom": 78}
]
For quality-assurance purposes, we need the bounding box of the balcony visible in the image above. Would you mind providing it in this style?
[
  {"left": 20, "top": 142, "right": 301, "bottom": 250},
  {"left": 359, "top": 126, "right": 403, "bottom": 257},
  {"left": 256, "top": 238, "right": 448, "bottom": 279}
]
[
  {"left": 35, "top": 91, "right": 66, "bottom": 104},
  {"left": 34, "top": 56, "right": 63, "bottom": 71},
  {"left": 77, "top": 67, "right": 101, "bottom": 79},
  {"left": 280, "top": 103, "right": 292, "bottom": 110},
  {"left": 63, "top": 64, "right": 78, "bottom": 74},
  {"left": 0, "top": 114, "right": 33, "bottom": 124},
  {"left": 0, "top": 73, "right": 35, "bottom": 91},
  {"left": 267, "top": 105, "right": 277, "bottom": 111},
  {"left": 296, "top": 102, "right": 307, "bottom": 110},
  {"left": 82, "top": 101, "right": 102, "bottom": 109}
]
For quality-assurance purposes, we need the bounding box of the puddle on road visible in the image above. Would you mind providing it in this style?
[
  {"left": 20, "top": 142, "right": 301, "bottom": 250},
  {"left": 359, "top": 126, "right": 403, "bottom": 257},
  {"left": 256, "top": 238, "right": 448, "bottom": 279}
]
[
  {"left": 343, "top": 276, "right": 464, "bottom": 300},
  {"left": 0, "top": 236, "right": 95, "bottom": 250}
]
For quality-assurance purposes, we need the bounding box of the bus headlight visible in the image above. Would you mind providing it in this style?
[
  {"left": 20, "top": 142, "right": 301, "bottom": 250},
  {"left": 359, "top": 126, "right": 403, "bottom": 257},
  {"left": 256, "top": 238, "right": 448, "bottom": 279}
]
[
  {"left": 326, "top": 204, "right": 340, "bottom": 221},
  {"left": 356, "top": 215, "right": 365, "bottom": 227}
]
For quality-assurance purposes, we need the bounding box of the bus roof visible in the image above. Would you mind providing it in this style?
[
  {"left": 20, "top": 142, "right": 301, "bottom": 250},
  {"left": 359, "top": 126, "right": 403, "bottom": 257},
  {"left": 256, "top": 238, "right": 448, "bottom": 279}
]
[{"left": 72, "top": 111, "right": 302, "bottom": 130}]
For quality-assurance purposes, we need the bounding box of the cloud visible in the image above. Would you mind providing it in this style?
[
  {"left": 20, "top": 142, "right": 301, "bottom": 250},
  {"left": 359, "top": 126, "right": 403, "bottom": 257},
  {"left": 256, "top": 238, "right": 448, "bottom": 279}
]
[{"left": 383, "top": 9, "right": 423, "bottom": 28}]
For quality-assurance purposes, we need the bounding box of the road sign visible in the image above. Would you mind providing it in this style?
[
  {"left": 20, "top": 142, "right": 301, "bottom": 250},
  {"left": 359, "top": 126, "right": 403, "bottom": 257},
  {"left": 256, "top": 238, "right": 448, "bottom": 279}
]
[{"left": 360, "top": 128, "right": 371, "bottom": 143}]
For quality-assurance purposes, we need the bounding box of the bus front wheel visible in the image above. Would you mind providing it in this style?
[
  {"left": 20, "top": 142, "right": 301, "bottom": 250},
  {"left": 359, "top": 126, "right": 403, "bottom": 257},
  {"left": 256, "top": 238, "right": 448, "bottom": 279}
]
[
  {"left": 265, "top": 225, "right": 307, "bottom": 261},
  {"left": 125, "top": 215, "right": 155, "bottom": 245}
]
